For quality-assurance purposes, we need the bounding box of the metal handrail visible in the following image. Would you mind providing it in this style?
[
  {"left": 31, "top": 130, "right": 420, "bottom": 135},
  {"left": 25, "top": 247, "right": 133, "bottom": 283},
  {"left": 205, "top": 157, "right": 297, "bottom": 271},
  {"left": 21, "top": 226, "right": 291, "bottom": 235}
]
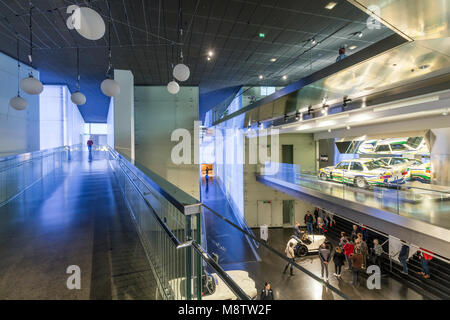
[
  {"left": 109, "top": 147, "right": 250, "bottom": 300},
  {"left": 201, "top": 203, "right": 351, "bottom": 300},
  {"left": 108, "top": 147, "right": 201, "bottom": 215}
]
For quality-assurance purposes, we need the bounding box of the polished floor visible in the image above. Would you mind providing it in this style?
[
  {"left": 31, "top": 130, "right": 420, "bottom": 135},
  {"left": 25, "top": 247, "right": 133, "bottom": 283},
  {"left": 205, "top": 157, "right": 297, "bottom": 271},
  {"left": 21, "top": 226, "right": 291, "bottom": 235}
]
[
  {"left": 0, "top": 151, "right": 156, "bottom": 299},
  {"left": 201, "top": 180, "right": 426, "bottom": 300}
]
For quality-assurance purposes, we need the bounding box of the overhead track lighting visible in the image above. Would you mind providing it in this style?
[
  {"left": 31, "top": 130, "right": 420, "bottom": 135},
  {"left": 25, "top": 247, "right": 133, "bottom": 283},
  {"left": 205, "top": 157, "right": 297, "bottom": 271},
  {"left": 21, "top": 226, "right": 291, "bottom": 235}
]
[
  {"left": 20, "top": 4, "right": 43, "bottom": 96},
  {"left": 101, "top": 3, "right": 120, "bottom": 97},
  {"left": 10, "top": 34, "right": 27, "bottom": 111}
]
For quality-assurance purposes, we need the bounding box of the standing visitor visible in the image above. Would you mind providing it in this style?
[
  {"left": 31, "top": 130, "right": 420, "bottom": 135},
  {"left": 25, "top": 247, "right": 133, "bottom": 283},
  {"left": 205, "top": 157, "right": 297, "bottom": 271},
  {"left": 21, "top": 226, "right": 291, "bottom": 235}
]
[
  {"left": 318, "top": 243, "right": 331, "bottom": 281},
  {"left": 372, "top": 239, "right": 384, "bottom": 270},
  {"left": 304, "top": 211, "right": 314, "bottom": 235},
  {"left": 350, "top": 247, "right": 364, "bottom": 286},
  {"left": 343, "top": 239, "right": 354, "bottom": 270},
  {"left": 283, "top": 241, "right": 296, "bottom": 276},
  {"left": 333, "top": 247, "right": 345, "bottom": 277},
  {"left": 398, "top": 242, "right": 410, "bottom": 275},
  {"left": 260, "top": 282, "right": 274, "bottom": 300}
]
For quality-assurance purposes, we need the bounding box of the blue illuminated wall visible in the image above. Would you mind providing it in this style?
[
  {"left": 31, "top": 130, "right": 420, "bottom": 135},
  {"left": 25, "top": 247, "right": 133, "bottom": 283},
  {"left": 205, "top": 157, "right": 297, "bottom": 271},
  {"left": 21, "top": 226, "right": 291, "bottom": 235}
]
[
  {"left": 212, "top": 90, "right": 245, "bottom": 220},
  {"left": 0, "top": 52, "right": 40, "bottom": 155},
  {"left": 39, "top": 85, "right": 85, "bottom": 150}
]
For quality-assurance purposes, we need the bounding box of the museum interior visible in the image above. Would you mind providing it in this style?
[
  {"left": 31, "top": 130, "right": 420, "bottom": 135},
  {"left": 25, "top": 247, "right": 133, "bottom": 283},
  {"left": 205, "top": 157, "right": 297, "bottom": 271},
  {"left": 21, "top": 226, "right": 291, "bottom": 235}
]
[{"left": 0, "top": 0, "right": 449, "bottom": 301}]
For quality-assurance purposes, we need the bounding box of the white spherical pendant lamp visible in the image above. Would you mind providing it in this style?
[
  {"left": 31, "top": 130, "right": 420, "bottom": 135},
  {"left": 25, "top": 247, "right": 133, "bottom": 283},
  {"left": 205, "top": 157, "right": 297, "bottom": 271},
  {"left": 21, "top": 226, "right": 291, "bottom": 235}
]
[
  {"left": 173, "top": 63, "right": 190, "bottom": 82},
  {"left": 66, "top": 7, "right": 106, "bottom": 41},
  {"left": 101, "top": 78, "right": 120, "bottom": 97},
  {"left": 71, "top": 91, "right": 86, "bottom": 105},
  {"left": 167, "top": 81, "right": 180, "bottom": 94},
  {"left": 20, "top": 75, "right": 43, "bottom": 95},
  {"left": 9, "top": 95, "right": 28, "bottom": 111}
]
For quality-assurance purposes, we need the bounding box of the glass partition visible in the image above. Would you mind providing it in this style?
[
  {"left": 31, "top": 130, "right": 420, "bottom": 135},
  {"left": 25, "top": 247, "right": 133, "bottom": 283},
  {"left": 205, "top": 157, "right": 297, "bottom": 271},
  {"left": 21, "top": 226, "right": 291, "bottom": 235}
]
[
  {"left": 259, "top": 162, "right": 450, "bottom": 229},
  {"left": 0, "top": 145, "right": 74, "bottom": 207}
]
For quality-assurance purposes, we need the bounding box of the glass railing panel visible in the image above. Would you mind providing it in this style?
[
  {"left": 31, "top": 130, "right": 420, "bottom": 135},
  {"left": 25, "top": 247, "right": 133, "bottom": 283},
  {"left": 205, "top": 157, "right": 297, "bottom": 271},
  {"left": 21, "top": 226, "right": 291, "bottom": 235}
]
[
  {"left": 259, "top": 162, "right": 450, "bottom": 229},
  {"left": 0, "top": 145, "right": 74, "bottom": 207}
]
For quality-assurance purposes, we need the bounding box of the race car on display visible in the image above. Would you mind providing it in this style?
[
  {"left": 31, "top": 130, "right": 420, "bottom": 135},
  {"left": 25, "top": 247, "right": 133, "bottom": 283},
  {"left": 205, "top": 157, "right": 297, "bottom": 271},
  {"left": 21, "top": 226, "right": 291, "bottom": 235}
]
[
  {"left": 373, "top": 138, "right": 428, "bottom": 155},
  {"left": 357, "top": 140, "right": 377, "bottom": 154},
  {"left": 318, "top": 159, "right": 405, "bottom": 188},
  {"left": 376, "top": 157, "right": 414, "bottom": 178},
  {"left": 288, "top": 233, "right": 332, "bottom": 257},
  {"left": 165, "top": 268, "right": 258, "bottom": 300},
  {"left": 407, "top": 162, "right": 432, "bottom": 183}
]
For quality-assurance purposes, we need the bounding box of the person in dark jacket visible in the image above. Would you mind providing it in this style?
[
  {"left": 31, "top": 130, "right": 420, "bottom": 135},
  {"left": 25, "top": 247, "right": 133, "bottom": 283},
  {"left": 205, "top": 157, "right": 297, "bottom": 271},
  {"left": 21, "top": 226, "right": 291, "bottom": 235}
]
[
  {"left": 350, "top": 248, "right": 364, "bottom": 286},
  {"left": 260, "top": 282, "right": 274, "bottom": 300},
  {"left": 398, "top": 242, "right": 410, "bottom": 275},
  {"left": 304, "top": 211, "right": 314, "bottom": 235},
  {"left": 318, "top": 243, "right": 331, "bottom": 281},
  {"left": 350, "top": 224, "right": 360, "bottom": 242},
  {"left": 333, "top": 247, "right": 345, "bottom": 277}
]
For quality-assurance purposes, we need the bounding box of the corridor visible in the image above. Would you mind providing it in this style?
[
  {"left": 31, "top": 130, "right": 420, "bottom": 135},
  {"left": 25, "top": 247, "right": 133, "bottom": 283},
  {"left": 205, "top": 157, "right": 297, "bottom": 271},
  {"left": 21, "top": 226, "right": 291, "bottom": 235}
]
[{"left": 0, "top": 151, "right": 156, "bottom": 299}]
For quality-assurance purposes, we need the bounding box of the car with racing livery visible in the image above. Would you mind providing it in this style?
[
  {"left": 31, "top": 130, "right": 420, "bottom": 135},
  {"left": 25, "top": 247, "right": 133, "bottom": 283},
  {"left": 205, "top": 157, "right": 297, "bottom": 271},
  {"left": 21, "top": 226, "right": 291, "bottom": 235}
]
[
  {"left": 407, "top": 162, "right": 432, "bottom": 183},
  {"left": 319, "top": 159, "right": 404, "bottom": 188}
]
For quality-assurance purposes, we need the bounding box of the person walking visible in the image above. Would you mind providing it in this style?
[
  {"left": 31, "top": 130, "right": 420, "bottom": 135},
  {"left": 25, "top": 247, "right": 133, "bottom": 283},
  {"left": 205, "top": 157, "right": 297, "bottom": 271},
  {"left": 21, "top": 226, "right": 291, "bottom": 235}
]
[
  {"left": 283, "top": 241, "right": 296, "bottom": 276},
  {"left": 87, "top": 138, "right": 94, "bottom": 152},
  {"left": 398, "top": 242, "right": 410, "bottom": 275},
  {"left": 260, "top": 282, "right": 274, "bottom": 300},
  {"left": 333, "top": 247, "right": 345, "bottom": 277},
  {"left": 350, "top": 247, "right": 364, "bottom": 286},
  {"left": 318, "top": 243, "right": 331, "bottom": 281},
  {"left": 304, "top": 211, "right": 314, "bottom": 235},
  {"left": 343, "top": 239, "right": 354, "bottom": 270}
]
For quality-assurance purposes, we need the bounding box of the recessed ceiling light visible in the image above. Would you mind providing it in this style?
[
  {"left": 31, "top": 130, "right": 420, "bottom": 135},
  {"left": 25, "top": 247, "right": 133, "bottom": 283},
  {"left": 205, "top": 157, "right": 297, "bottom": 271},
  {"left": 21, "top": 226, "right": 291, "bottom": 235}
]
[
  {"left": 207, "top": 56, "right": 211, "bottom": 61},
  {"left": 270, "top": 58, "right": 277, "bottom": 62},
  {"left": 328, "top": 129, "right": 331, "bottom": 133},
  {"left": 282, "top": 75, "right": 287, "bottom": 80},
  {"left": 208, "top": 50, "right": 213, "bottom": 56},
  {"left": 258, "top": 75, "right": 264, "bottom": 80},
  {"left": 325, "top": 2, "right": 337, "bottom": 10},
  {"left": 346, "top": 125, "right": 351, "bottom": 130},
  {"left": 349, "top": 45, "right": 357, "bottom": 50}
]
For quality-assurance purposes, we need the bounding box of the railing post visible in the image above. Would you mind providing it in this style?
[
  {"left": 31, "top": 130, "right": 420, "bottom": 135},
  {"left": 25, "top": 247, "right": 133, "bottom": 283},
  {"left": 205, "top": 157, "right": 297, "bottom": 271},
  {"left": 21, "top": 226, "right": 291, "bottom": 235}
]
[
  {"left": 185, "top": 215, "right": 192, "bottom": 300},
  {"left": 196, "top": 212, "right": 202, "bottom": 301}
]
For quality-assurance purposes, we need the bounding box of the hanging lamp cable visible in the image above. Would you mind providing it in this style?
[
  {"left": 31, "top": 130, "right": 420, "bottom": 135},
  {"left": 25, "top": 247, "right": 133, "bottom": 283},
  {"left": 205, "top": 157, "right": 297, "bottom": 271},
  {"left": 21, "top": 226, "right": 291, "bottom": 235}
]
[
  {"left": 28, "top": 2, "right": 34, "bottom": 75},
  {"left": 16, "top": 33, "right": 20, "bottom": 96},
  {"left": 76, "top": 47, "right": 80, "bottom": 91}
]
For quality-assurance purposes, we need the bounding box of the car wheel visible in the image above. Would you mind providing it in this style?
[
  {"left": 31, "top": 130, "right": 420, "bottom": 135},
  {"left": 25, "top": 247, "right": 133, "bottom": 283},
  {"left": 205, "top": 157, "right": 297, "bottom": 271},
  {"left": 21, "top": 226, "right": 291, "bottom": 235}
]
[
  {"left": 296, "top": 245, "right": 308, "bottom": 257},
  {"left": 320, "top": 173, "right": 328, "bottom": 181},
  {"left": 355, "top": 176, "right": 367, "bottom": 189}
]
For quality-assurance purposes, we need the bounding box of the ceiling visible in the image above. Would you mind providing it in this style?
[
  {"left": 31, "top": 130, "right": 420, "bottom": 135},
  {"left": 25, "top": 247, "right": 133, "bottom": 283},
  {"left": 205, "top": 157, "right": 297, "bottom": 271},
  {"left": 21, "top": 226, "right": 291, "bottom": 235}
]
[{"left": 0, "top": 0, "right": 394, "bottom": 122}]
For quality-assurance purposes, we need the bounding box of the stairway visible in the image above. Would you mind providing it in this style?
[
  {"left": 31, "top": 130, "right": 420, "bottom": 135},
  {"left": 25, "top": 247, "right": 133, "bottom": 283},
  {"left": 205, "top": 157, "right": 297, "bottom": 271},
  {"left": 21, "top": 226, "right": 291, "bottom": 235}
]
[{"left": 325, "top": 214, "right": 450, "bottom": 300}]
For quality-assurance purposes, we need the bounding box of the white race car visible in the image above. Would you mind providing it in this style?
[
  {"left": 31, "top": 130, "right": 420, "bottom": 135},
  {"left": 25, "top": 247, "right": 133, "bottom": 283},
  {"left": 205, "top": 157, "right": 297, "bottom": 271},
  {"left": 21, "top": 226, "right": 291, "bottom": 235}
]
[
  {"left": 373, "top": 138, "right": 428, "bottom": 155},
  {"left": 319, "top": 159, "right": 404, "bottom": 188},
  {"left": 288, "top": 234, "right": 332, "bottom": 257},
  {"left": 165, "top": 269, "right": 257, "bottom": 300}
]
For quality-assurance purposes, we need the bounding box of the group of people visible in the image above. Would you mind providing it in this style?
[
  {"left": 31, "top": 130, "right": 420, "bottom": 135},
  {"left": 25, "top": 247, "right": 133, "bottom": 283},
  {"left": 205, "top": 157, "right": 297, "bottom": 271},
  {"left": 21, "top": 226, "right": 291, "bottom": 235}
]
[
  {"left": 335, "top": 225, "right": 383, "bottom": 285},
  {"left": 299, "top": 208, "right": 335, "bottom": 236}
]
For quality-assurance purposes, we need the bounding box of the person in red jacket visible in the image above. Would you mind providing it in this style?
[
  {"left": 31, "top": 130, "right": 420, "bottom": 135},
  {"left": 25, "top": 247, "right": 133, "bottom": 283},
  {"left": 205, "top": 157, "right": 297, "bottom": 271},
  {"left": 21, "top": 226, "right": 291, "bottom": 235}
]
[
  {"left": 417, "top": 248, "right": 433, "bottom": 279},
  {"left": 343, "top": 239, "right": 354, "bottom": 270}
]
